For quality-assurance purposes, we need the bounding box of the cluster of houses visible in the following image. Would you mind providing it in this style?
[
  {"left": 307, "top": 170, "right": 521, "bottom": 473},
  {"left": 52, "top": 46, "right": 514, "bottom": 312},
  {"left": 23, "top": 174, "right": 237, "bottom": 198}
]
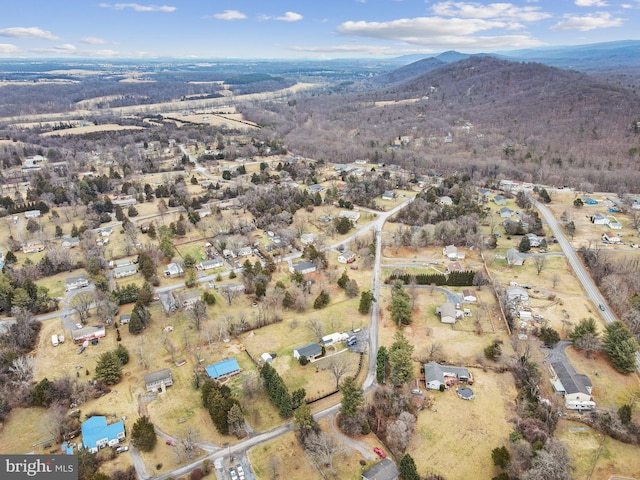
[
  {"left": 591, "top": 212, "right": 623, "bottom": 230},
  {"left": 504, "top": 285, "right": 545, "bottom": 331}
]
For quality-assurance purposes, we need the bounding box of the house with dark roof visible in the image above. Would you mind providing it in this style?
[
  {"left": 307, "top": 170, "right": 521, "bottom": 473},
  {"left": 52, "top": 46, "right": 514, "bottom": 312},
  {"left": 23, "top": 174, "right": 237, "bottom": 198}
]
[
  {"left": 205, "top": 358, "right": 241, "bottom": 381},
  {"left": 159, "top": 291, "right": 179, "bottom": 315},
  {"left": 424, "top": 362, "right": 473, "bottom": 390},
  {"left": 293, "top": 343, "right": 323, "bottom": 361},
  {"left": 548, "top": 357, "right": 595, "bottom": 410},
  {"left": 144, "top": 368, "right": 173, "bottom": 393},
  {"left": 499, "top": 207, "right": 514, "bottom": 218},
  {"left": 61, "top": 235, "right": 80, "bottom": 249},
  {"left": 361, "top": 458, "right": 399, "bottom": 480},
  {"left": 463, "top": 289, "right": 477, "bottom": 303},
  {"left": 493, "top": 195, "right": 507, "bottom": 205},
  {"left": 290, "top": 261, "right": 316, "bottom": 275},
  {"left": 81, "top": 416, "right": 125, "bottom": 453}
]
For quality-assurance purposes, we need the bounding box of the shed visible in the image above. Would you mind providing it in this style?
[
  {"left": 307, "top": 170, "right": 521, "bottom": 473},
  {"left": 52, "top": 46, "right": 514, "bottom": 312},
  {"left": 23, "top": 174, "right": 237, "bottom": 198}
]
[
  {"left": 261, "top": 353, "right": 273, "bottom": 364},
  {"left": 462, "top": 289, "right": 477, "bottom": 303},
  {"left": 205, "top": 358, "right": 241, "bottom": 381}
]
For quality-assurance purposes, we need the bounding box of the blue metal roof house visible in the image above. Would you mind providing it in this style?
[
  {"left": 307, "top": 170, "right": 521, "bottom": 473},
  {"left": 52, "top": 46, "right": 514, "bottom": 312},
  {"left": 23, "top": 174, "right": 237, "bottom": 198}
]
[
  {"left": 81, "top": 416, "right": 125, "bottom": 453},
  {"left": 205, "top": 358, "right": 241, "bottom": 381}
]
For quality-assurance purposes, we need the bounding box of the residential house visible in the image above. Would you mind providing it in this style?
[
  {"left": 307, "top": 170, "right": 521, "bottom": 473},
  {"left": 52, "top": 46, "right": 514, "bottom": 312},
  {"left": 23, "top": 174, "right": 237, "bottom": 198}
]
[
  {"left": 144, "top": 369, "right": 173, "bottom": 393},
  {"left": 164, "top": 263, "right": 184, "bottom": 277},
  {"left": 477, "top": 188, "right": 492, "bottom": 200},
  {"left": 113, "top": 264, "right": 137, "bottom": 279},
  {"left": 300, "top": 233, "right": 317, "bottom": 246},
  {"left": 339, "top": 210, "right": 361, "bottom": 223},
  {"left": 361, "top": 458, "right": 400, "bottom": 480},
  {"left": 462, "top": 289, "right": 477, "bottom": 303},
  {"left": 97, "top": 227, "right": 113, "bottom": 237},
  {"left": 81, "top": 416, "right": 125, "bottom": 453},
  {"left": 114, "top": 259, "right": 132, "bottom": 268},
  {"left": 205, "top": 358, "right": 241, "bottom": 381},
  {"left": 320, "top": 332, "right": 349, "bottom": 347},
  {"left": 197, "top": 258, "right": 223, "bottom": 270},
  {"left": 436, "top": 303, "right": 458, "bottom": 324},
  {"left": 493, "top": 195, "right": 507, "bottom": 206},
  {"left": 608, "top": 217, "right": 623, "bottom": 230},
  {"left": 176, "top": 290, "right": 202, "bottom": 309},
  {"left": 24, "top": 209, "right": 41, "bottom": 219},
  {"left": 22, "top": 241, "right": 45, "bottom": 253},
  {"left": 293, "top": 343, "right": 323, "bottom": 361},
  {"left": 499, "top": 207, "right": 514, "bottom": 218},
  {"left": 113, "top": 196, "right": 136, "bottom": 207},
  {"left": 507, "top": 248, "right": 527, "bottom": 266},
  {"left": 237, "top": 246, "right": 253, "bottom": 257},
  {"left": 602, "top": 232, "right": 622, "bottom": 244},
  {"left": 525, "top": 233, "right": 541, "bottom": 247},
  {"left": 65, "top": 275, "right": 89, "bottom": 292},
  {"left": 442, "top": 245, "right": 465, "bottom": 261},
  {"left": 424, "top": 362, "right": 473, "bottom": 390},
  {"left": 591, "top": 213, "right": 609, "bottom": 225},
  {"left": 306, "top": 184, "right": 325, "bottom": 194},
  {"left": 582, "top": 196, "right": 598, "bottom": 205},
  {"left": 290, "top": 261, "right": 316, "bottom": 275},
  {"left": 159, "top": 292, "right": 179, "bottom": 316},
  {"left": 72, "top": 325, "right": 106, "bottom": 344},
  {"left": 381, "top": 191, "right": 395, "bottom": 201},
  {"left": 61, "top": 235, "right": 80, "bottom": 249},
  {"left": 506, "top": 286, "right": 529, "bottom": 302},
  {"left": 119, "top": 314, "right": 131, "bottom": 325},
  {"left": 548, "top": 357, "right": 596, "bottom": 410},
  {"left": 337, "top": 250, "right": 356, "bottom": 264}
]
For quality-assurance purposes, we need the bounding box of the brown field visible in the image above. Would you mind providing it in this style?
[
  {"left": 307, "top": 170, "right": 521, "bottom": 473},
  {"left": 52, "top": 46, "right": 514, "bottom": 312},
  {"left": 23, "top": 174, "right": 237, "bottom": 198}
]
[
  {"left": 556, "top": 420, "right": 640, "bottom": 480},
  {"left": 40, "top": 124, "right": 144, "bottom": 136}
]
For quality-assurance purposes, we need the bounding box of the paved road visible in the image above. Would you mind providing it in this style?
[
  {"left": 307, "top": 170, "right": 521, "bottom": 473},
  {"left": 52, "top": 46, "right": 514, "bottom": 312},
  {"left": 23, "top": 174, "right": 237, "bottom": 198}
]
[{"left": 530, "top": 195, "right": 640, "bottom": 371}]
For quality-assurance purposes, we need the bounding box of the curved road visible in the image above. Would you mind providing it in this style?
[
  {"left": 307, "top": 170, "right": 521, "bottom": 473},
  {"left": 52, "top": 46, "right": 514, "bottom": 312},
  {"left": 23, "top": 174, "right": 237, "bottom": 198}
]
[{"left": 530, "top": 195, "right": 640, "bottom": 371}]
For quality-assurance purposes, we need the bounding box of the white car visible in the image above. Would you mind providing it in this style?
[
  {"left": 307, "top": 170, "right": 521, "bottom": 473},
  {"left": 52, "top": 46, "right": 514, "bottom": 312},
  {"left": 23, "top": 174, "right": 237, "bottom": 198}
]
[{"left": 75, "top": 323, "right": 83, "bottom": 329}]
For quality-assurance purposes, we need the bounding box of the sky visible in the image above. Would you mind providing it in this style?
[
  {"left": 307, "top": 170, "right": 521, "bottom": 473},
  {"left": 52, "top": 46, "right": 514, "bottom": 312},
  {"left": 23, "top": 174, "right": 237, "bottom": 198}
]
[{"left": 1, "top": 0, "right": 639, "bottom": 59}]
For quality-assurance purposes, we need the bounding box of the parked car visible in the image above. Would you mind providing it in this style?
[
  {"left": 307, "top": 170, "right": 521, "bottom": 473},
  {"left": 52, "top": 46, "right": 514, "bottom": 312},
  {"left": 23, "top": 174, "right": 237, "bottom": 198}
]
[
  {"left": 374, "top": 447, "right": 387, "bottom": 458},
  {"left": 411, "top": 389, "right": 423, "bottom": 395},
  {"left": 166, "top": 439, "right": 176, "bottom": 446},
  {"left": 599, "top": 304, "right": 606, "bottom": 311},
  {"left": 75, "top": 323, "right": 83, "bottom": 329},
  {"left": 116, "top": 446, "right": 128, "bottom": 454}
]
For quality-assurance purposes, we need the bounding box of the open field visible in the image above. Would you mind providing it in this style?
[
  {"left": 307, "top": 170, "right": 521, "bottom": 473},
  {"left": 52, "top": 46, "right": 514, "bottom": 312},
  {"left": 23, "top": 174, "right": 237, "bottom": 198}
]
[
  {"left": 40, "top": 124, "right": 144, "bottom": 136},
  {"left": 407, "top": 369, "right": 517, "bottom": 480},
  {"left": 556, "top": 419, "right": 640, "bottom": 480}
]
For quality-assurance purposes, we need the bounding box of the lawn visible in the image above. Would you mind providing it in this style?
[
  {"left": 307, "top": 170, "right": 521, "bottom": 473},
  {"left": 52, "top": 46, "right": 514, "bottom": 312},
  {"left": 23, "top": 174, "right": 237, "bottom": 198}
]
[{"left": 556, "top": 419, "right": 640, "bottom": 480}]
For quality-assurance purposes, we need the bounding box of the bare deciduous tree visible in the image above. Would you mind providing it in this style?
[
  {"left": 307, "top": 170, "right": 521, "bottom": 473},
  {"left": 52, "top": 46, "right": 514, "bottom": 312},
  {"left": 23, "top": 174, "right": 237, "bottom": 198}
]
[
  {"left": 386, "top": 411, "right": 416, "bottom": 456},
  {"left": 69, "top": 291, "right": 95, "bottom": 324},
  {"left": 187, "top": 300, "right": 207, "bottom": 331},
  {"left": 9, "top": 355, "right": 35, "bottom": 385},
  {"left": 533, "top": 255, "right": 546, "bottom": 275},
  {"left": 326, "top": 355, "right": 350, "bottom": 389},
  {"left": 306, "top": 318, "right": 324, "bottom": 341}
]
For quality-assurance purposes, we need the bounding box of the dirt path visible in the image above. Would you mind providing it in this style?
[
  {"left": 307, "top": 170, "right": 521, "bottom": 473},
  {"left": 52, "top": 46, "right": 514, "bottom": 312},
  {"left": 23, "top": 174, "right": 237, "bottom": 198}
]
[{"left": 326, "top": 412, "right": 377, "bottom": 461}]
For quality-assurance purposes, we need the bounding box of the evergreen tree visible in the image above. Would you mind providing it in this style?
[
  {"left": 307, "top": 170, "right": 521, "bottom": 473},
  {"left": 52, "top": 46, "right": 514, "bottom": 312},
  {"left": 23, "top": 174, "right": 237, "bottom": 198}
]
[
  {"left": 291, "top": 388, "right": 306, "bottom": 410},
  {"left": 399, "top": 454, "right": 420, "bottom": 480},
  {"left": 337, "top": 271, "right": 350, "bottom": 289},
  {"left": 313, "top": 290, "right": 330, "bottom": 309},
  {"left": 359, "top": 290, "right": 374, "bottom": 314},
  {"left": 95, "top": 351, "right": 123, "bottom": 385},
  {"left": 603, "top": 321, "right": 639, "bottom": 374},
  {"left": 30, "top": 377, "right": 52, "bottom": 407},
  {"left": 114, "top": 344, "right": 130, "bottom": 365},
  {"left": 131, "top": 416, "right": 156, "bottom": 452},
  {"left": 339, "top": 376, "right": 364, "bottom": 419},
  {"left": 294, "top": 403, "right": 318, "bottom": 443},
  {"left": 518, "top": 236, "right": 531, "bottom": 253},
  {"left": 376, "top": 346, "right": 388, "bottom": 384},
  {"left": 391, "top": 281, "right": 413, "bottom": 326},
  {"left": 389, "top": 332, "right": 414, "bottom": 385}
]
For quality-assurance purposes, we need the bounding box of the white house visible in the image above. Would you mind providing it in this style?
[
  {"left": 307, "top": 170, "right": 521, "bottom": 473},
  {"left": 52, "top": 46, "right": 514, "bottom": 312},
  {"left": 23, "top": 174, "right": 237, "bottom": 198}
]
[
  {"left": 499, "top": 207, "right": 513, "bottom": 218},
  {"left": 197, "top": 258, "right": 223, "bottom": 270},
  {"left": 65, "top": 275, "right": 89, "bottom": 292},
  {"left": 549, "top": 359, "right": 596, "bottom": 410},
  {"left": 237, "top": 247, "right": 253, "bottom": 257},
  {"left": 507, "top": 248, "right": 526, "bottom": 266},
  {"left": 337, "top": 250, "right": 356, "bottom": 264},
  {"left": 442, "top": 245, "right": 464, "bottom": 261},
  {"left": 424, "top": 362, "right": 473, "bottom": 390},
  {"left": 113, "top": 264, "right": 137, "bottom": 279},
  {"left": 300, "top": 233, "right": 317, "bottom": 246},
  {"left": 164, "top": 263, "right": 184, "bottom": 277},
  {"left": 293, "top": 343, "right": 323, "bottom": 361},
  {"left": 602, "top": 232, "right": 622, "bottom": 244},
  {"left": 436, "top": 303, "right": 457, "bottom": 324},
  {"left": 591, "top": 213, "right": 609, "bottom": 225},
  {"left": 439, "top": 196, "right": 453, "bottom": 206},
  {"left": 24, "top": 210, "right": 41, "bottom": 219},
  {"left": 290, "top": 261, "right": 316, "bottom": 275},
  {"left": 339, "top": 210, "right": 361, "bottom": 223},
  {"left": 22, "top": 241, "right": 45, "bottom": 254}
]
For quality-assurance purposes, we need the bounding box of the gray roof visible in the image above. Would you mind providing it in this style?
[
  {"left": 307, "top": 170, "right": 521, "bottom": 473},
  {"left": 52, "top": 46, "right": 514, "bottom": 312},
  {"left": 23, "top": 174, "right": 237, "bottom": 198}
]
[
  {"left": 296, "top": 343, "right": 322, "bottom": 358},
  {"left": 507, "top": 248, "right": 526, "bottom": 265},
  {"left": 293, "top": 261, "right": 316, "bottom": 272},
  {"left": 437, "top": 302, "right": 456, "bottom": 319},
  {"left": 550, "top": 360, "right": 592, "bottom": 396},
  {"left": 362, "top": 458, "right": 399, "bottom": 480},
  {"left": 424, "top": 361, "right": 470, "bottom": 384},
  {"left": 144, "top": 368, "right": 172, "bottom": 386}
]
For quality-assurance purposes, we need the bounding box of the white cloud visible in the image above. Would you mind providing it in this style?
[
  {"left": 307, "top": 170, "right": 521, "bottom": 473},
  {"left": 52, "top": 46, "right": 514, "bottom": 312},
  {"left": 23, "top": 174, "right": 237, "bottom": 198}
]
[
  {"left": 431, "top": 1, "right": 551, "bottom": 22},
  {"left": 98, "top": 3, "right": 176, "bottom": 12},
  {"left": 0, "top": 27, "right": 59, "bottom": 41},
  {"left": 276, "top": 12, "right": 303, "bottom": 22},
  {"left": 336, "top": 16, "right": 545, "bottom": 49},
  {"left": 212, "top": 10, "right": 247, "bottom": 20},
  {"left": 81, "top": 37, "right": 107, "bottom": 45},
  {"left": 550, "top": 12, "right": 624, "bottom": 31},
  {"left": 575, "top": 0, "right": 609, "bottom": 6},
  {"left": 0, "top": 43, "right": 20, "bottom": 54}
]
